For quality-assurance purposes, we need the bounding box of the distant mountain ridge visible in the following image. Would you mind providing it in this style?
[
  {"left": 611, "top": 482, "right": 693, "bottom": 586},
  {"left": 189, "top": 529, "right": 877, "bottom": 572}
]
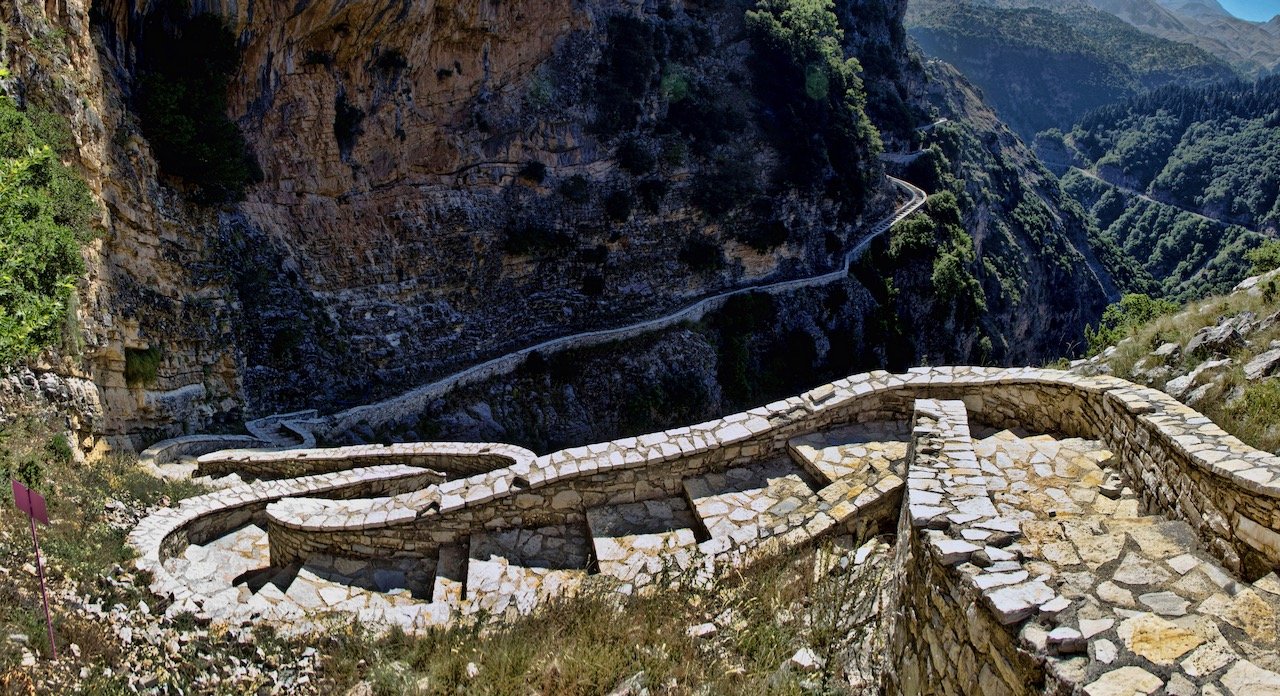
[
  {"left": 1157, "top": 0, "right": 1233, "bottom": 20},
  {"left": 906, "top": 1, "right": 1236, "bottom": 138},
  {"left": 989, "top": 0, "right": 1280, "bottom": 74}
]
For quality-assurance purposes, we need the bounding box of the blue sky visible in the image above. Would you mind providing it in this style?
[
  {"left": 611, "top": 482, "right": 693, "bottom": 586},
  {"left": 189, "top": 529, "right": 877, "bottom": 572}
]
[{"left": 1220, "top": 0, "right": 1280, "bottom": 21}]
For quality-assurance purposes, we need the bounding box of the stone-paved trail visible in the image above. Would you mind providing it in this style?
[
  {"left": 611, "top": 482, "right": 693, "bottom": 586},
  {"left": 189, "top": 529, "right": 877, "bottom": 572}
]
[
  {"left": 973, "top": 429, "right": 1280, "bottom": 696},
  {"left": 161, "top": 423, "right": 913, "bottom": 627},
  {"left": 134, "top": 369, "right": 1280, "bottom": 694}
]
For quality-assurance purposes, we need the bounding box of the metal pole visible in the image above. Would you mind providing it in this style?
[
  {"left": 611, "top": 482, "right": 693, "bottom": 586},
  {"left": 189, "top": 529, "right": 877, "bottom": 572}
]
[{"left": 28, "top": 515, "right": 56, "bottom": 660}]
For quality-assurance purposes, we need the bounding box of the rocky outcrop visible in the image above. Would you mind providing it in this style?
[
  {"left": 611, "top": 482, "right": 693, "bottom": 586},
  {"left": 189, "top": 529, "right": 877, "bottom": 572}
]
[
  {"left": 1078, "top": 270, "right": 1280, "bottom": 429},
  {"left": 4, "top": 0, "right": 1116, "bottom": 452},
  {"left": 1, "top": 0, "right": 247, "bottom": 453}
]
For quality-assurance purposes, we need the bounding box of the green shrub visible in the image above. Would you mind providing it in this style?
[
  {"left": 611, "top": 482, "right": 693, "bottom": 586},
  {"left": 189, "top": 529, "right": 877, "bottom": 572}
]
[
  {"left": 518, "top": 161, "right": 547, "bottom": 184},
  {"left": 581, "top": 273, "right": 605, "bottom": 296},
  {"left": 46, "top": 433, "right": 73, "bottom": 465},
  {"left": 124, "top": 346, "right": 163, "bottom": 388},
  {"left": 594, "top": 15, "right": 660, "bottom": 132},
  {"left": 616, "top": 138, "right": 656, "bottom": 176},
  {"left": 1246, "top": 239, "right": 1280, "bottom": 275},
  {"left": 679, "top": 236, "right": 724, "bottom": 272},
  {"left": 605, "top": 188, "right": 634, "bottom": 221},
  {"left": 135, "top": 10, "right": 259, "bottom": 202},
  {"left": 745, "top": 0, "right": 881, "bottom": 206},
  {"left": 558, "top": 174, "right": 590, "bottom": 203},
  {"left": 661, "top": 83, "right": 748, "bottom": 156},
  {"left": 504, "top": 222, "right": 572, "bottom": 256},
  {"left": 637, "top": 178, "right": 668, "bottom": 212},
  {"left": 692, "top": 156, "right": 759, "bottom": 216},
  {"left": 0, "top": 98, "right": 94, "bottom": 365},
  {"left": 734, "top": 220, "right": 790, "bottom": 252},
  {"left": 1085, "top": 293, "right": 1178, "bottom": 355}
]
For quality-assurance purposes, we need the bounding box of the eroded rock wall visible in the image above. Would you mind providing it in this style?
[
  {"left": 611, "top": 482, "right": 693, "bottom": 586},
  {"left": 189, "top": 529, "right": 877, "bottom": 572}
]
[
  {"left": 1, "top": 0, "right": 246, "bottom": 452},
  {"left": 6, "top": 0, "right": 1115, "bottom": 452}
]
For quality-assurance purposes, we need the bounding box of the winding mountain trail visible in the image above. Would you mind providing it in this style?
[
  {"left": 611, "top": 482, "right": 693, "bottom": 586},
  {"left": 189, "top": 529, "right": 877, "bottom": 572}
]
[
  {"left": 152, "top": 176, "right": 929, "bottom": 455},
  {"left": 1071, "top": 167, "right": 1261, "bottom": 234}
]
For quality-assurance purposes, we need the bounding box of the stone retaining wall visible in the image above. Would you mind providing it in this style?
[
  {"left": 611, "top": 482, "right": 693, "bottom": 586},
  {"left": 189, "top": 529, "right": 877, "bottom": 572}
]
[
  {"left": 137, "top": 434, "right": 269, "bottom": 473},
  {"left": 259, "top": 369, "right": 1280, "bottom": 575},
  {"left": 884, "top": 399, "right": 1048, "bottom": 696},
  {"left": 195, "top": 442, "right": 536, "bottom": 482},
  {"left": 127, "top": 465, "right": 442, "bottom": 615}
]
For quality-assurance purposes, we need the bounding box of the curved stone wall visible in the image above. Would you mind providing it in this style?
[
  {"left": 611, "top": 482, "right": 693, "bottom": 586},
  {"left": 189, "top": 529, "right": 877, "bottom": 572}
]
[
  {"left": 256, "top": 368, "right": 1280, "bottom": 576},
  {"left": 126, "top": 464, "right": 444, "bottom": 619},
  {"left": 137, "top": 434, "right": 270, "bottom": 474},
  {"left": 195, "top": 442, "right": 536, "bottom": 481}
]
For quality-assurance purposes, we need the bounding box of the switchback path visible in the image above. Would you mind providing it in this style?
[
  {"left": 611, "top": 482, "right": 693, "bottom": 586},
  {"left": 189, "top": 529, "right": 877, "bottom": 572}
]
[
  {"left": 148, "top": 176, "right": 928, "bottom": 457},
  {"left": 1070, "top": 167, "right": 1261, "bottom": 235}
]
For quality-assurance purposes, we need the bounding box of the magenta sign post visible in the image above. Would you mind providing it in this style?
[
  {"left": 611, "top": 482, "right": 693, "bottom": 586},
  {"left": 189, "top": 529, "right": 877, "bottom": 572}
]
[{"left": 11, "top": 479, "right": 56, "bottom": 660}]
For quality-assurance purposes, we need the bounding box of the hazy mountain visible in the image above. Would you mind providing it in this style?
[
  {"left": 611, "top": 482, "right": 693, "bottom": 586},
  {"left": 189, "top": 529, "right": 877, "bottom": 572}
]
[
  {"left": 1157, "top": 0, "right": 1233, "bottom": 20},
  {"left": 954, "top": 0, "right": 1280, "bottom": 74},
  {"left": 906, "top": 1, "right": 1236, "bottom": 138}
]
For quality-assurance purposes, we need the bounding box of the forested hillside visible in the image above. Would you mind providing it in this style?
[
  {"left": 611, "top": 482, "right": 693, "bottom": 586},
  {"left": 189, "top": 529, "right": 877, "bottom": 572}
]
[
  {"left": 1043, "top": 76, "right": 1280, "bottom": 301},
  {"left": 905, "top": 1, "right": 1235, "bottom": 139},
  {"left": 1061, "top": 169, "right": 1259, "bottom": 300},
  {"left": 1061, "top": 76, "right": 1280, "bottom": 231}
]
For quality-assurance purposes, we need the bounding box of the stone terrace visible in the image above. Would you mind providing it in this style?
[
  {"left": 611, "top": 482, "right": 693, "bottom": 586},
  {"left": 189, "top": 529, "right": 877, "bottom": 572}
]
[{"left": 128, "top": 367, "right": 1280, "bottom": 693}]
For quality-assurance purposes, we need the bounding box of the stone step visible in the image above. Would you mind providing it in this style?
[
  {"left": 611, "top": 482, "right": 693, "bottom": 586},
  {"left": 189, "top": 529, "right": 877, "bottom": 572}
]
[
  {"left": 463, "top": 526, "right": 592, "bottom": 616},
  {"left": 682, "top": 460, "right": 820, "bottom": 558},
  {"left": 278, "top": 555, "right": 429, "bottom": 614},
  {"left": 786, "top": 421, "right": 909, "bottom": 485},
  {"left": 585, "top": 498, "right": 706, "bottom": 590},
  {"left": 432, "top": 543, "right": 467, "bottom": 606},
  {"left": 975, "top": 430, "right": 1137, "bottom": 520}
]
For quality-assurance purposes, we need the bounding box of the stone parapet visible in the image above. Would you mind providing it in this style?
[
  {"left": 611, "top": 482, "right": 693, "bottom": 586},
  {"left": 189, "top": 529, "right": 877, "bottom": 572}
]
[
  {"left": 196, "top": 441, "right": 535, "bottom": 481},
  {"left": 125, "top": 465, "right": 441, "bottom": 621},
  {"left": 885, "top": 399, "right": 1057, "bottom": 695},
  {"left": 138, "top": 434, "right": 269, "bottom": 473},
  {"left": 257, "top": 368, "right": 1280, "bottom": 574}
]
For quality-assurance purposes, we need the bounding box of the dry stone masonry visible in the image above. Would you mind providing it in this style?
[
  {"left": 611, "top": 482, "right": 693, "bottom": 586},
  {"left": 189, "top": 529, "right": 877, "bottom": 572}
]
[{"left": 129, "top": 367, "right": 1280, "bottom": 694}]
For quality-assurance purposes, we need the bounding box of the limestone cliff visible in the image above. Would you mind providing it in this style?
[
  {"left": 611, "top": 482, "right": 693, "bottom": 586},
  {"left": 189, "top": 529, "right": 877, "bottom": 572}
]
[
  {"left": 93, "top": 0, "right": 896, "bottom": 421},
  {"left": 1, "top": 0, "right": 244, "bottom": 452},
  {"left": 1, "top": 0, "right": 1114, "bottom": 450}
]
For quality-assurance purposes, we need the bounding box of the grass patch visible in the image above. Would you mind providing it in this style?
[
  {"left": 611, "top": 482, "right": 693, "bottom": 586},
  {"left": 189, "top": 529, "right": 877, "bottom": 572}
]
[
  {"left": 0, "top": 416, "right": 205, "bottom": 668},
  {"left": 124, "top": 346, "right": 162, "bottom": 388},
  {"left": 320, "top": 538, "right": 892, "bottom": 694}
]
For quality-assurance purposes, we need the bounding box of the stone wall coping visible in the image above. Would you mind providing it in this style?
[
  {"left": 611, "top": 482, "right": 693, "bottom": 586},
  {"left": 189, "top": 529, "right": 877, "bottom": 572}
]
[
  {"left": 196, "top": 441, "right": 535, "bottom": 466},
  {"left": 905, "top": 399, "right": 1068, "bottom": 628},
  {"left": 128, "top": 366, "right": 1280, "bottom": 631},
  {"left": 261, "top": 367, "right": 1280, "bottom": 537},
  {"left": 137, "top": 434, "right": 270, "bottom": 470},
  {"left": 125, "top": 465, "right": 433, "bottom": 614}
]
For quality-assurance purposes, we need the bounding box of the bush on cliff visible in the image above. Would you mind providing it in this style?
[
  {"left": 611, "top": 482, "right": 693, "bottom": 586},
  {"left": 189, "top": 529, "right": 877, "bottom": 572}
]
[
  {"left": 746, "top": 0, "right": 882, "bottom": 212},
  {"left": 0, "top": 97, "right": 94, "bottom": 365},
  {"left": 135, "top": 9, "right": 260, "bottom": 202},
  {"left": 1247, "top": 240, "right": 1280, "bottom": 275},
  {"left": 1084, "top": 293, "right": 1178, "bottom": 355}
]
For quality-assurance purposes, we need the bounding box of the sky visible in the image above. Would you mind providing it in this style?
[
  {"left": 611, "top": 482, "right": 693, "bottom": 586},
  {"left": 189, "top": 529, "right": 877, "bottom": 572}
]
[{"left": 1219, "top": 0, "right": 1280, "bottom": 21}]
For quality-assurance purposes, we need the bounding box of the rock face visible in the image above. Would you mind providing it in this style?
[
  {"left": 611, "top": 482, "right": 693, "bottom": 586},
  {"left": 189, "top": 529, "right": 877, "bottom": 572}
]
[
  {"left": 0, "top": 0, "right": 246, "bottom": 452},
  {"left": 4, "top": 0, "right": 1115, "bottom": 449},
  {"left": 91, "top": 0, "right": 904, "bottom": 425}
]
